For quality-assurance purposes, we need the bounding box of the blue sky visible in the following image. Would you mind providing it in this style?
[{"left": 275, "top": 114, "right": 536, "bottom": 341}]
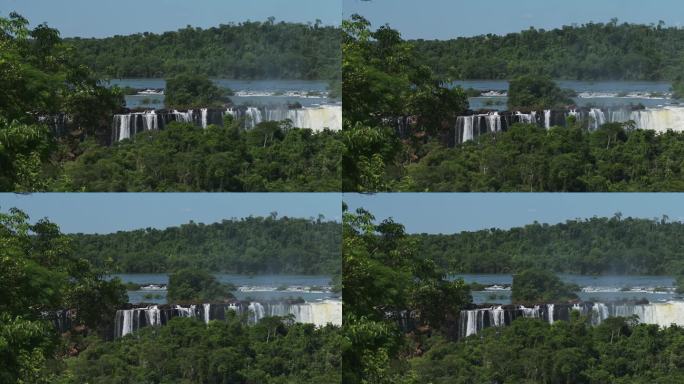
[
  {"left": 0, "top": 0, "right": 341, "bottom": 37},
  {"left": 0, "top": 193, "right": 341, "bottom": 234},
  {"left": 344, "top": 0, "right": 684, "bottom": 39},
  {"left": 344, "top": 193, "right": 684, "bottom": 234}
]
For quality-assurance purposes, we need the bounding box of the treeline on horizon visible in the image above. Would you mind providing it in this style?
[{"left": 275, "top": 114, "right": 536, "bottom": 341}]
[
  {"left": 343, "top": 207, "right": 684, "bottom": 383},
  {"left": 412, "top": 19, "right": 684, "bottom": 80},
  {"left": 341, "top": 15, "right": 684, "bottom": 193},
  {"left": 65, "top": 19, "right": 341, "bottom": 80},
  {"left": 70, "top": 214, "right": 341, "bottom": 275},
  {"left": 415, "top": 214, "right": 684, "bottom": 275}
]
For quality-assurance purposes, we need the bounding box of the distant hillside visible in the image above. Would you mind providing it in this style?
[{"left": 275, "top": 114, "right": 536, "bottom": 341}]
[
  {"left": 411, "top": 20, "right": 684, "bottom": 80},
  {"left": 66, "top": 20, "right": 341, "bottom": 80},
  {"left": 415, "top": 215, "right": 684, "bottom": 275},
  {"left": 71, "top": 215, "right": 341, "bottom": 274}
]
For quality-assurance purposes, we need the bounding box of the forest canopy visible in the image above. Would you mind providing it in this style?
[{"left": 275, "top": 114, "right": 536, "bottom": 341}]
[
  {"left": 412, "top": 19, "right": 684, "bottom": 80},
  {"left": 53, "top": 120, "right": 343, "bottom": 192},
  {"left": 65, "top": 19, "right": 341, "bottom": 80},
  {"left": 415, "top": 214, "right": 684, "bottom": 275},
  {"left": 70, "top": 214, "right": 341, "bottom": 275}
]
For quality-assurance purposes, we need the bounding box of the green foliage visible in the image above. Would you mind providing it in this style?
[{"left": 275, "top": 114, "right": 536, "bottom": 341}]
[
  {"left": 0, "top": 314, "right": 57, "bottom": 384},
  {"left": 676, "top": 276, "right": 684, "bottom": 294},
  {"left": 412, "top": 19, "right": 684, "bottom": 81},
  {"left": 53, "top": 121, "right": 342, "bottom": 192},
  {"left": 0, "top": 207, "right": 127, "bottom": 381},
  {"left": 400, "top": 123, "right": 684, "bottom": 192},
  {"left": 0, "top": 119, "right": 53, "bottom": 191},
  {"left": 66, "top": 19, "right": 341, "bottom": 80},
  {"left": 69, "top": 213, "right": 340, "bottom": 275},
  {"left": 342, "top": 206, "right": 471, "bottom": 384},
  {"left": 507, "top": 75, "right": 574, "bottom": 110},
  {"left": 511, "top": 269, "right": 579, "bottom": 304},
  {"left": 58, "top": 316, "right": 342, "bottom": 384},
  {"left": 342, "top": 15, "right": 468, "bottom": 192},
  {"left": 164, "top": 73, "right": 230, "bottom": 109},
  {"left": 415, "top": 214, "right": 684, "bottom": 275},
  {"left": 673, "top": 77, "right": 684, "bottom": 100},
  {"left": 0, "top": 12, "right": 123, "bottom": 191},
  {"left": 0, "top": 12, "right": 123, "bottom": 132},
  {"left": 342, "top": 16, "right": 684, "bottom": 192},
  {"left": 409, "top": 316, "right": 684, "bottom": 384},
  {"left": 0, "top": 13, "right": 339, "bottom": 192},
  {"left": 167, "top": 269, "right": 233, "bottom": 303}
]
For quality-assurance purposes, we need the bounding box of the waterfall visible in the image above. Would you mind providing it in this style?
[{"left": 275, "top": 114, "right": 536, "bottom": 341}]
[
  {"left": 175, "top": 304, "right": 196, "bottom": 317},
  {"left": 112, "top": 105, "right": 341, "bottom": 142},
  {"left": 234, "top": 105, "right": 341, "bottom": 131},
  {"left": 112, "top": 301, "right": 341, "bottom": 338},
  {"left": 515, "top": 111, "right": 535, "bottom": 124},
  {"left": 544, "top": 110, "right": 551, "bottom": 129},
  {"left": 245, "top": 107, "right": 263, "bottom": 129},
  {"left": 588, "top": 108, "right": 606, "bottom": 131},
  {"left": 485, "top": 112, "right": 502, "bottom": 132},
  {"left": 459, "top": 302, "right": 684, "bottom": 338},
  {"left": 114, "top": 114, "right": 131, "bottom": 141},
  {"left": 121, "top": 310, "right": 133, "bottom": 337},
  {"left": 248, "top": 302, "right": 265, "bottom": 324},
  {"left": 145, "top": 305, "right": 161, "bottom": 326},
  {"left": 286, "top": 105, "right": 342, "bottom": 131},
  {"left": 491, "top": 306, "right": 505, "bottom": 327},
  {"left": 465, "top": 310, "right": 478, "bottom": 337},
  {"left": 462, "top": 116, "right": 474, "bottom": 142},
  {"left": 171, "top": 109, "right": 194, "bottom": 123},
  {"left": 203, "top": 303, "right": 211, "bottom": 324},
  {"left": 201, "top": 108, "right": 208, "bottom": 129}
]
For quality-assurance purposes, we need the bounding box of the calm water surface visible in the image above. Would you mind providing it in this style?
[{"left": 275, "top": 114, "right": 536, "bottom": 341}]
[
  {"left": 450, "top": 80, "right": 678, "bottom": 110},
  {"left": 111, "top": 273, "right": 338, "bottom": 304},
  {"left": 451, "top": 273, "right": 680, "bottom": 305},
  {"left": 106, "top": 79, "right": 337, "bottom": 109}
]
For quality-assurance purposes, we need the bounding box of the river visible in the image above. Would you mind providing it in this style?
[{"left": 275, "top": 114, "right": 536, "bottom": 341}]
[
  {"left": 450, "top": 80, "right": 677, "bottom": 110},
  {"left": 451, "top": 273, "right": 680, "bottom": 304},
  {"left": 106, "top": 79, "right": 338, "bottom": 109},
  {"left": 111, "top": 273, "right": 338, "bottom": 304}
]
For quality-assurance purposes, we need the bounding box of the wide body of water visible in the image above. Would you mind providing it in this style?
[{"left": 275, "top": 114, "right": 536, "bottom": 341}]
[
  {"left": 106, "top": 79, "right": 336, "bottom": 109},
  {"left": 451, "top": 273, "right": 679, "bottom": 304},
  {"left": 451, "top": 80, "right": 677, "bottom": 110},
  {"left": 111, "top": 273, "right": 337, "bottom": 304}
]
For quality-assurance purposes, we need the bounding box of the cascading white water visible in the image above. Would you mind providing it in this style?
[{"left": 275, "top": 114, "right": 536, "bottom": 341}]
[
  {"left": 203, "top": 303, "right": 211, "bottom": 324},
  {"left": 491, "top": 305, "right": 505, "bottom": 327},
  {"left": 121, "top": 310, "right": 133, "bottom": 337},
  {"left": 485, "top": 112, "right": 502, "bottom": 132},
  {"left": 544, "top": 110, "right": 551, "bottom": 129},
  {"left": 461, "top": 302, "right": 684, "bottom": 338},
  {"left": 465, "top": 310, "right": 478, "bottom": 337},
  {"left": 244, "top": 107, "right": 263, "bottom": 129},
  {"left": 170, "top": 109, "right": 194, "bottom": 123},
  {"left": 462, "top": 116, "right": 474, "bottom": 142},
  {"left": 114, "top": 301, "right": 342, "bottom": 338},
  {"left": 309, "top": 300, "right": 342, "bottom": 327},
  {"left": 520, "top": 305, "right": 541, "bottom": 318},
  {"left": 248, "top": 302, "right": 265, "bottom": 324},
  {"left": 200, "top": 108, "right": 208, "bottom": 129},
  {"left": 515, "top": 111, "right": 535, "bottom": 124},
  {"left": 114, "top": 115, "right": 131, "bottom": 141},
  {"left": 588, "top": 108, "right": 606, "bottom": 131},
  {"left": 145, "top": 305, "right": 161, "bottom": 326},
  {"left": 175, "top": 304, "right": 196, "bottom": 317}
]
